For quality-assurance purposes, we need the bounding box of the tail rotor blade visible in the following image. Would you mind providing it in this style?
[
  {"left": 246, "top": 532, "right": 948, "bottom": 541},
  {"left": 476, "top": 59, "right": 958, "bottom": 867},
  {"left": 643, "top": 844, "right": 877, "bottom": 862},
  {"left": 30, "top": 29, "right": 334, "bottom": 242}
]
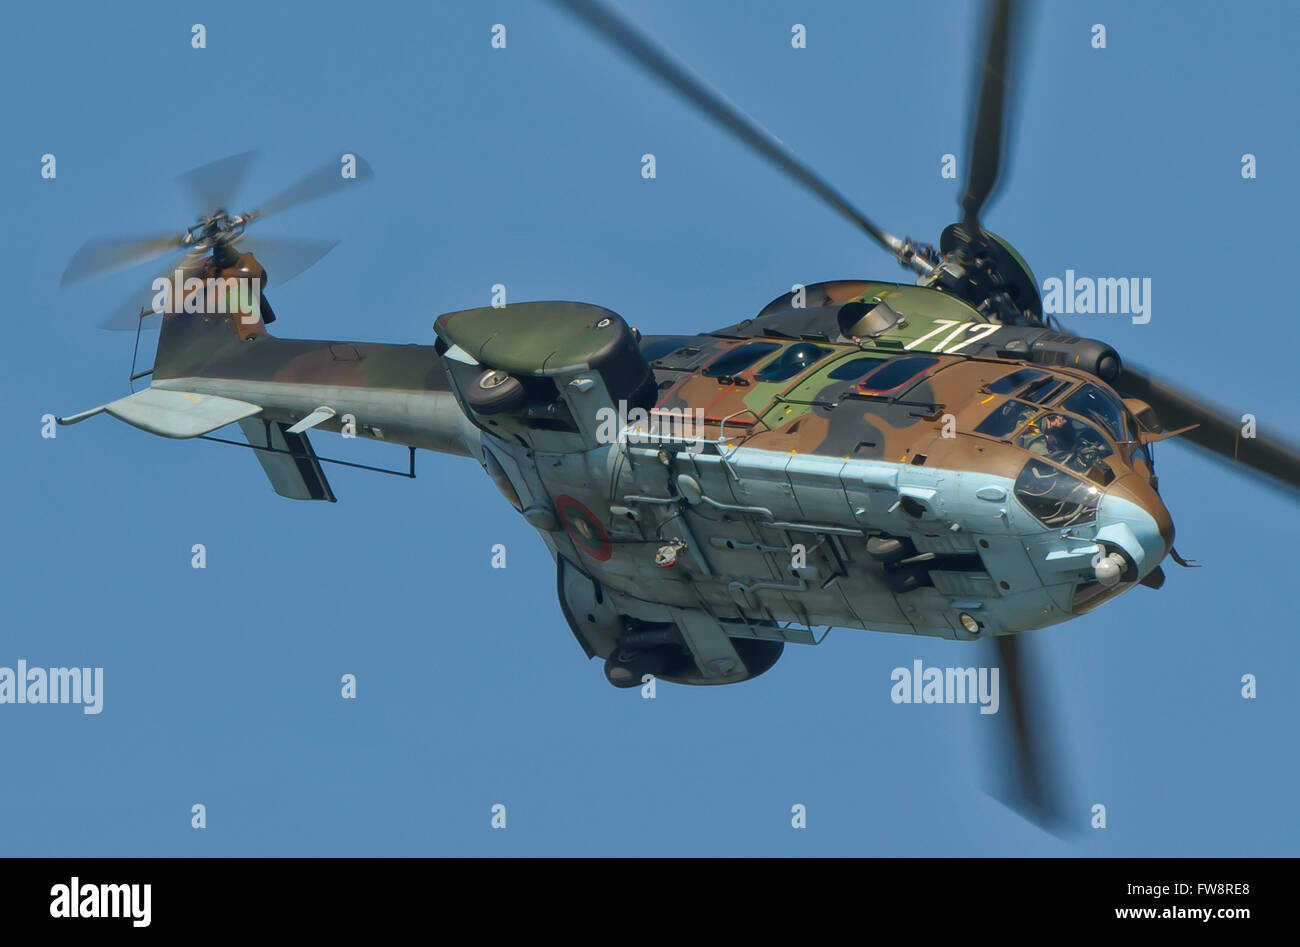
[
  {"left": 245, "top": 155, "right": 374, "bottom": 222},
  {"left": 245, "top": 236, "right": 341, "bottom": 287},
  {"left": 61, "top": 233, "right": 185, "bottom": 287},
  {"left": 94, "top": 256, "right": 207, "bottom": 331}
]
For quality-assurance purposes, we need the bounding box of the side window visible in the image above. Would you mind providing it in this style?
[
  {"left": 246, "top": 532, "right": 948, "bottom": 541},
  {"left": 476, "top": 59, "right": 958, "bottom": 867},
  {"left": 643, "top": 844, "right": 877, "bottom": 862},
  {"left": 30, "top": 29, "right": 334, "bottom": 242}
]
[
  {"left": 975, "top": 399, "right": 1038, "bottom": 438},
  {"left": 702, "top": 341, "right": 781, "bottom": 378}
]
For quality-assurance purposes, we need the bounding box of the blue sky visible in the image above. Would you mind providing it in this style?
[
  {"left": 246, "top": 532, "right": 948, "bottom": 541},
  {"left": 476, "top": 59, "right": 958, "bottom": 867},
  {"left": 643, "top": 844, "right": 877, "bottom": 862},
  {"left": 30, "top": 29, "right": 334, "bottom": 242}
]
[{"left": 1, "top": 0, "right": 1296, "bottom": 855}]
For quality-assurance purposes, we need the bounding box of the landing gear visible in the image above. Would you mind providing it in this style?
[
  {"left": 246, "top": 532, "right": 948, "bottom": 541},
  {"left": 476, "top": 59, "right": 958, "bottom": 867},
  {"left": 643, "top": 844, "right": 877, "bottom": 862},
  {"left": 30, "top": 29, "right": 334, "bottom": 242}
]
[
  {"left": 602, "top": 637, "right": 786, "bottom": 688},
  {"left": 603, "top": 645, "right": 670, "bottom": 688}
]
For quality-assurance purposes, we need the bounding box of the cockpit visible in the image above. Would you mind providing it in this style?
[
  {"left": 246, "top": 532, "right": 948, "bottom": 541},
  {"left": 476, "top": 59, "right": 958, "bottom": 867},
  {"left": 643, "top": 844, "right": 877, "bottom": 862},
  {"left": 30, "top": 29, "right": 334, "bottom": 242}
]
[
  {"left": 971, "top": 367, "right": 1161, "bottom": 529},
  {"left": 972, "top": 369, "right": 1153, "bottom": 481}
]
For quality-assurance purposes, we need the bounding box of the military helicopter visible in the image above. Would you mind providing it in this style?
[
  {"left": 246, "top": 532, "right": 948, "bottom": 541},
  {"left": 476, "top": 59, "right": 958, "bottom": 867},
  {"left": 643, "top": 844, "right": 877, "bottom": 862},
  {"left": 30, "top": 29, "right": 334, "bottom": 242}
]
[{"left": 57, "top": 0, "right": 1298, "bottom": 829}]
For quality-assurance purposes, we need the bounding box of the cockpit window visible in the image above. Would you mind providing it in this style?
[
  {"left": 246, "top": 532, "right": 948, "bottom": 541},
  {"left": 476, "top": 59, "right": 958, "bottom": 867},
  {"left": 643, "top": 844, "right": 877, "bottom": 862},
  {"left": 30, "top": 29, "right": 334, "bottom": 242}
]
[
  {"left": 754, "top": 342, "right": 833, "bottom": 382},
  {"left": 828, "top": 356, "right": 888, "bottom": 381},
  {"left": 702, "top": 341, "right": 781, "bottom": 378},
  {"left": 856, "top": 355, "right": 939, "bottom": 395},
  {"left": 1062, "top": 384, "right": 1127, "bottom": 443},
  {"left": 1014, "top": 459, "right": 1101, "bottom": 528},
  {"left": 986, "top": 368, "right": 1049, "bottom": 396},
  {"left": 1015, "top": 412, "right": 1115, "bottom": 482},
  {"left": 975, "top": 399, "right": 1038, "bottom": 438},
  {"left": 1020, "top": 375, "right": 1073, "bottom": 405}
]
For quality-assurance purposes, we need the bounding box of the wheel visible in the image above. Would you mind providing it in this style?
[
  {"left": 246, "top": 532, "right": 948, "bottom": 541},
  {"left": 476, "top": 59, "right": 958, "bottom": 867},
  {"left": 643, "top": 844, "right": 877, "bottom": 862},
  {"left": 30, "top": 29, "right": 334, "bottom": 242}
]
[
  {"left": 867, "top": 535, "right": 914, "bottom": 564},
  {"left": 603, "top": 645, "right": 669, "bottom": 688},
  {"left": 465, "top": 368, "right": 526, "bottom": 415}
]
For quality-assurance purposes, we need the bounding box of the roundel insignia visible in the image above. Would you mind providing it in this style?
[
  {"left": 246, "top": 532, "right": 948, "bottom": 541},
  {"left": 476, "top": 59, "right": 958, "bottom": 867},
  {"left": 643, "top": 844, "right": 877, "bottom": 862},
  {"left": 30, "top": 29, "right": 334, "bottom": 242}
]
[{"left": 555, "top": 494, "right": 612, "bottom": 562}]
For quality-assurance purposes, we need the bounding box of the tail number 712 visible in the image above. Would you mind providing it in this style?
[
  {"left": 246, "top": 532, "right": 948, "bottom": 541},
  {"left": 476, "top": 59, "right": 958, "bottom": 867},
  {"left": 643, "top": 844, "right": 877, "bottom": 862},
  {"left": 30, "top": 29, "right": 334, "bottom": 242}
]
[{"left": 903, "top": 319, "right": 1002, "bottom": 353}]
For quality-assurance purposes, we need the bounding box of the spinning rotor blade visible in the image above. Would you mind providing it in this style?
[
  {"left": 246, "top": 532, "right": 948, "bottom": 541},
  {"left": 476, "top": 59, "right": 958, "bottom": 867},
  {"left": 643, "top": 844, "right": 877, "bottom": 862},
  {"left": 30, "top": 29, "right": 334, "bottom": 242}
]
[
  {"left": 244, "top": 155, "right": 374, "bottom": 222},
  {"left": 95, "top": 237, "right": 339, "bottom": 330},
  {"left": 177, "top": 150, "right": 259, "bottom": 215},
  {"left": 1119, "top": 363, "right": 1300, "bottom": 499},
  {"left": 548, "top": 0, "right": 907, "bottom": 259},
  {"left": 244, "top": 236, "right": 341, "bottom": 287},
  {"left": 960, "top": 0, "right": 1022, "bottom": 235},
  {"left": 60, "top": 233, "right": 185, "bottom": 287},
  {"left": 96, "top": 256, "right": 207, "bottom": 331},
  {"left": 981, "top": 632, "right": 1072, "bottom": 834}
]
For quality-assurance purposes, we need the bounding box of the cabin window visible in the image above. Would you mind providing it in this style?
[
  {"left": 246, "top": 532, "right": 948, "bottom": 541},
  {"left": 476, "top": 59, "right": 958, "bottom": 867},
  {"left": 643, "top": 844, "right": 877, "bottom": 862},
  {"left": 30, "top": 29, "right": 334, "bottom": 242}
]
[
  {"left": 754, "top": 342, "right": 833, "bottom": 382},
  {"left": 855, "top": 355, "right": 939, "bottom": 395},
  {"left": 828, "top": 356, "right": 888, "bottom": 381},
  {"left": 702, "top": 341, "right": 781, "bottom": 378}
]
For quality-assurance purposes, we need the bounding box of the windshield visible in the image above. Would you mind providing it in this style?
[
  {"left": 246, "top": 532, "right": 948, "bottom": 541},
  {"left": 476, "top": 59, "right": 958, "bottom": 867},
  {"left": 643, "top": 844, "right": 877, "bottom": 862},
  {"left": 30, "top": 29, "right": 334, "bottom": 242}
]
[
  {"left": 1014, "top": 459, "right": 1101, "bottom": 528},
  {"left": 1061, "top": 384, "right": 1127, "bottom": 442},
  {"left": 1015, "top": 412, "right": 1115, "bottom": 482}
]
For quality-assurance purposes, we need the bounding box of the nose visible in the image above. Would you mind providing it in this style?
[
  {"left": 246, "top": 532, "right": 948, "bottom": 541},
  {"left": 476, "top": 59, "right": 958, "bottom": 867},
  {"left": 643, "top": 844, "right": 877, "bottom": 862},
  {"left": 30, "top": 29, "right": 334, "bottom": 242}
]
[{"left": 1094, "top": 474, "right": 1174, "bottom": 577}]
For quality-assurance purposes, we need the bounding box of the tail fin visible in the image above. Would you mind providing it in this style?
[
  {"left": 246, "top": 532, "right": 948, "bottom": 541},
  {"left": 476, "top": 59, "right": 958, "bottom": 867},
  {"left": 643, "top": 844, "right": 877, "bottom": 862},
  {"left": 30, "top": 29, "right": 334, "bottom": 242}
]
[{"left": 154, "top": 255, "right": 271, "bottom": 381}]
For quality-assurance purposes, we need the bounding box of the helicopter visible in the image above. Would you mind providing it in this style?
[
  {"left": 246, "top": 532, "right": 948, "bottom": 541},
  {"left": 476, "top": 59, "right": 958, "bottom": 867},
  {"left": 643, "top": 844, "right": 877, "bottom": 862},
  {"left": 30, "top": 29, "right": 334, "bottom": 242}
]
[{"left": 55, "top": 0, "right": 1299, "bottom": 829}]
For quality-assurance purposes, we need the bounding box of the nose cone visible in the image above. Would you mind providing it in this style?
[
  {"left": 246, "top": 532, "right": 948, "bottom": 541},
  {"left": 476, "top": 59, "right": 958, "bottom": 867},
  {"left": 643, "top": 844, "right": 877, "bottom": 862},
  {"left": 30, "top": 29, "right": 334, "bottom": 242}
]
[{"left": 1095, "top": 475, "right": 1174, "bottom": 576}]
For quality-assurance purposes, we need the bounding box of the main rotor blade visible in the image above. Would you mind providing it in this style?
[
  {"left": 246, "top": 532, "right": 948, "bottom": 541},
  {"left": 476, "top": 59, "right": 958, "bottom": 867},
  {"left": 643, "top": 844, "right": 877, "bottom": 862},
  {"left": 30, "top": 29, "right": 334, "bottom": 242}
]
[
  {"left": 1118, "top": 363, "right": 1300, "bottom": 499},
  {"left": 245, "top": 236, "right": 341, "bottom": 287},
  {"left": 961, "top": 0, "right": 1021, "bottom": 233},
  {"left": 549, "top": 0, "right": 905, "bottom": 258},
  {"left": 981, "top": 633, "right": 1072, "bottom": 834},
  {"left": 244, "top": 155, "right": 374, "bottom": 222},
  {"left": 177, "top": 151, "right": 259, "bottom": 215},
  {"left": 61, "top": 233, "right": 185, "bottom": 287}
]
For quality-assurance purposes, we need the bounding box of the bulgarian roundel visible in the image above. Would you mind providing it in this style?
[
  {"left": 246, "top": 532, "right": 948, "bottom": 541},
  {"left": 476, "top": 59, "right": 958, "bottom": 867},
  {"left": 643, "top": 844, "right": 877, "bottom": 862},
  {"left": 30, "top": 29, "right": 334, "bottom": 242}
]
[{"left": 555, "top": 494, "right": 612, "bottom": 562}]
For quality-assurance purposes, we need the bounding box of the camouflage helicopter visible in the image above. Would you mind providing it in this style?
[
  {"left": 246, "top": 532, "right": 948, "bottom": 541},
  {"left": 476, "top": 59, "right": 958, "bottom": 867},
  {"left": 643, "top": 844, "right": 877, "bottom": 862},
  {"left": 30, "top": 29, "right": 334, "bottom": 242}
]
[{"left": 57, "top": 0, "right": 1298, "bottom": 827}]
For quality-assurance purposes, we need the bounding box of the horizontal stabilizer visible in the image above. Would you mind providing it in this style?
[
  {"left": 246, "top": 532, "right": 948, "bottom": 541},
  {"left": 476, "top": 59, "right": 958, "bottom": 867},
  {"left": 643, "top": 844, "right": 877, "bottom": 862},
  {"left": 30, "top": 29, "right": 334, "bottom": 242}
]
[
  {"left": 239, "top": 419, "right": 337, "bottom": 502},
  {"left": 58, "top": 387, "right": 262, "bottom": 438}
]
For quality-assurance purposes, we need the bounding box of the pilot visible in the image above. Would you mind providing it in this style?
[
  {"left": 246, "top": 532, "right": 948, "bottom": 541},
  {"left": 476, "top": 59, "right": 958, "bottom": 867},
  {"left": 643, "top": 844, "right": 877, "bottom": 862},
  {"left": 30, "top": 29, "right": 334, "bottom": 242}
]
[{"left": 1024, "top": 414, "right": 1075, "bottom": 459}]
